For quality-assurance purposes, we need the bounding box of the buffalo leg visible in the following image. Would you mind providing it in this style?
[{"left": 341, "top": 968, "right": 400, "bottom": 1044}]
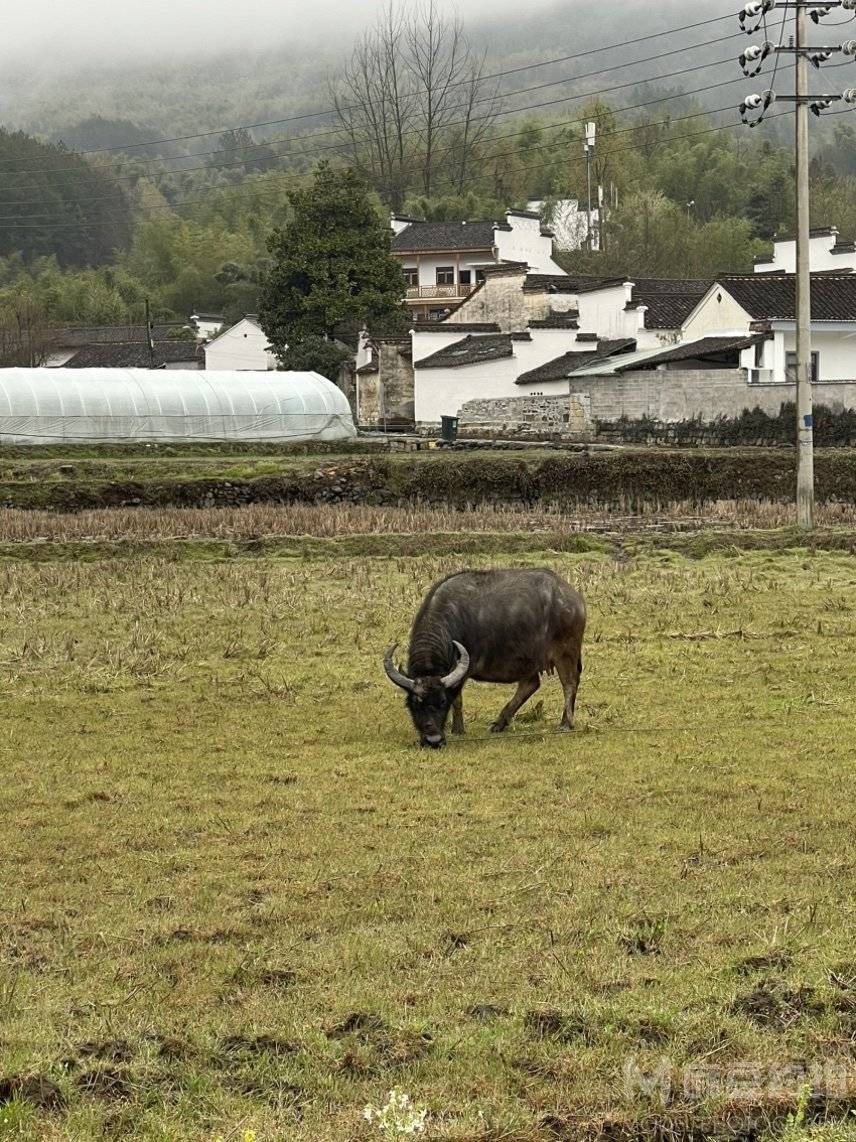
[
  {"left": 451, "top": 691, "right": 465, "bottom": 735},
  {"left": 557, "top": 653, "right": 582, "bottom": 730},
  {"left": 490, "top": 674, "right": 540, "bottom": 733}
]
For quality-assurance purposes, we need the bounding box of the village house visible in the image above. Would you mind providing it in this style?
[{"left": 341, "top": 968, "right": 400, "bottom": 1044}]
[
  {"left": 45, "top": 324, "right": 200, "bottom": 369},
  {"left": 203, "top": 315, "right": 276, "bottom": 371},
  {"left": 391, "top": 210, "right": 565, "bottom": 323},
  {"left": 753, "top": 226, "right": 856, "bottom": 274},
  {"left": 682, "top": 274, "right": 856, "bottom": 384}
]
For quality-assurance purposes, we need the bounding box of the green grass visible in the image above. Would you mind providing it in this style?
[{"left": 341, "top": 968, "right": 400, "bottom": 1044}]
[{"left": 2, "top": 546, "right": 856, "bottom": 1140}]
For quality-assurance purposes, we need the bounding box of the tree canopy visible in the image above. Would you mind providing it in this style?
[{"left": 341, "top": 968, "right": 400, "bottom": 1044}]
[
  {"left": 0, "top": 130, "right": 133, "bottom": 268},
  {"left": 258, "top": 163, "right": 406, "bottom": 371}
]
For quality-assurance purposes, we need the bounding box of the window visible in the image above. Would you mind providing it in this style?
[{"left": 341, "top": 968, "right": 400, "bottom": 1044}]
[
  {"left": 459, "top": 269, "right": 472, "bottom": 285},
  {"left": 785, "top": 352, "right": 819, "bottom": 383},
  {"left": 475, "top": 269, "right": 487, "bottom": 284},
  {"left": 403, "top": 268, "right": 418, "bottom": 288},
  {"left": 754, "top": 341, "right": 764, "bottom": 368},
  {"left": 436, "top": 266, "right": 455, "bottom": 285}
]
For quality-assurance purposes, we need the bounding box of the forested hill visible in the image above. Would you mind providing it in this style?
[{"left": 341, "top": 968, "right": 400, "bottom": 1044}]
[
  {"left": 0, "top": 0, "right": 736, "bottom": 145},
  {"left": 0, "top": 131, "right": 132, "bottom": 266}
]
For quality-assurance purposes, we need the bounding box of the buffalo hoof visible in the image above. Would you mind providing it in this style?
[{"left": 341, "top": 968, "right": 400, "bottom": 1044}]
[
  {"left": 558, "top": 722, "right": 574, "bottom": 732},
  {"left": 489, "top": 721, "right": 507, "bottom": 733}
]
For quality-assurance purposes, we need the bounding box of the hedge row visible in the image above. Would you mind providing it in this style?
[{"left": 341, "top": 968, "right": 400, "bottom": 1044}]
[{"left": 2, "top": 448, "right": 856, "bottom": 511}]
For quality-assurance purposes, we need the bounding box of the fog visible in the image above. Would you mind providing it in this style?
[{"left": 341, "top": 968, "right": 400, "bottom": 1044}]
[{"left": 0, "top": 0, "right": 546, "bottom": 65}]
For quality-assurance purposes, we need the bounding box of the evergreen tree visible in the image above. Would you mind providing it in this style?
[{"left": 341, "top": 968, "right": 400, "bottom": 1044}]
[{"left": 258, "top": 163, "right": 406, "bottom": 369}]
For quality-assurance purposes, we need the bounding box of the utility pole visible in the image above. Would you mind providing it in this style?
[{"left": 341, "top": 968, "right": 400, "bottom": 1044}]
[
  {"left": 144, "top": 298, "right": 156, "bottom": 369},
  {"left": 739, "top": 0, "right": 856, "bottom": 529},
  {"left": 794, "top": 6, "right": 814, "bottom": 528},
  {"left": 584, "top": 121, "right": 596, "bottom": 252}
]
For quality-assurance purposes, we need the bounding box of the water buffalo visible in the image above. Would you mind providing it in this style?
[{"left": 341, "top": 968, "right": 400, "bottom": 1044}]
[{"left": 383, "top": 568, "right": 585, "bottom": 748}]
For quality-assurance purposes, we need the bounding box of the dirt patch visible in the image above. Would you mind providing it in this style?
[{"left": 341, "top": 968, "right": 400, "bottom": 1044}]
[
  {"left": 524, "top": 1008, "right": 590, "bottom": 1043},
  {"left": 465, "top": 1003, "right": 510, "bottom": 1021},
  {"left": 735, "top": 950, "right": 793, "bottom": 975},
  {"left": 76, "top": 1039, "right": 132, "bottom": 1063},
  {"left": 220, "top": 1034, "right": 296, "bottom": 1058},
  {"left": 76, "top": 1066, "right": 134, "bottom": 1102},
  {"left": 442, "top": 930, "right": 470, "bottom": 954},
  {"left": 731, "top": 980, "right": 825, "bottom": 1028},
  {"left": 617, "top": 916, "right": 666, "bottom": 956},
  {"left": 326, "top": 1012, "right": 388, "bottom": 1039},
  {"left": 0, "top": 1074, "right": 65, "bottom": 1110}
]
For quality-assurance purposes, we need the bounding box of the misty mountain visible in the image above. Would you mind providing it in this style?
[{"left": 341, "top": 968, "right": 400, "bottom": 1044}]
[{"left": 0, "top": 0, "right": 755, "bottom": 147}]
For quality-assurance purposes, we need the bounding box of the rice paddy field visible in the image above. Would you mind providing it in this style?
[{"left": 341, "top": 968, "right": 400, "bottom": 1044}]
[{"left": 2, "top": 490, "right": 856, "bottom": 1141}]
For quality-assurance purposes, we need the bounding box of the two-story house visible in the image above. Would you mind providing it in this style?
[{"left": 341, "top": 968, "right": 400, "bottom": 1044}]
[{"left": 390, "top": 210, "right": 566, "bottom": 322}]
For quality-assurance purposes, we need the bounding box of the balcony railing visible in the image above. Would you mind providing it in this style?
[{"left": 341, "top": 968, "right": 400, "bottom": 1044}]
[{"left": 405, "top": 283, "right": 476, "bottom": 300}]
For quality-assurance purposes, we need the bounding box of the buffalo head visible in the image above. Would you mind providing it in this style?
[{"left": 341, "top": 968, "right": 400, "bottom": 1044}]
[{"left": 383, "top": 641, "right": 470, "bottom": 748}]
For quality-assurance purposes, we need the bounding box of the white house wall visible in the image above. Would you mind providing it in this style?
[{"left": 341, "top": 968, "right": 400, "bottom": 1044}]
[
  {"left": 494, "top": 215, "right": 565, "bottom": 273},
  {"left": 576, "top": 285, "right": 640, "bottom": 342},
  {"left": 401, "top": 253, "right": 496, "bottom": 289},
  {"left": 414, "top": 329, "right": 591, "bottom": 422},
  {"left": 204, "top": 320, "right": 276, "bottom": 371},
  {"left": 681, "top": 287, "right": 755, "bottom": 340},
  {"left": 756, "top": 234, "right": 856, "bottom": 274}
]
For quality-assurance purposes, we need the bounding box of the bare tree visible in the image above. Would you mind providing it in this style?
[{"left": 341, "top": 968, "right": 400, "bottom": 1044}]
[
  {"left": 0, "top": 295, "right": 53, "bottom": 367},
  {"left": 330, "top": 2, "right": 501, "bottom": 206},
  {"left": 331, "top": 7, "right": 417, "bottom": 210}
]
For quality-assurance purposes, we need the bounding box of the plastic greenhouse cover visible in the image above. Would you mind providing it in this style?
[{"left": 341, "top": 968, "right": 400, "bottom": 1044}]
[{"left": 0, "top": 369, "right": 357, "bottom": 443}]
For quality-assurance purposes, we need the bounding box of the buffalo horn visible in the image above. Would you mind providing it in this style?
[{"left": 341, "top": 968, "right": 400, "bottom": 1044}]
[
  {"left": 383, "top": 643, "right": 416, "bottom": 692},
  {"left": 440, "top": 641, "right": 470, "bottom": 689}
]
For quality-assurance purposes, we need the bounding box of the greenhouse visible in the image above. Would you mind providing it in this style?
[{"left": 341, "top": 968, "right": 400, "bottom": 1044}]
[{"left": 0, "top": 369, "right": 356, "bottom": 444}]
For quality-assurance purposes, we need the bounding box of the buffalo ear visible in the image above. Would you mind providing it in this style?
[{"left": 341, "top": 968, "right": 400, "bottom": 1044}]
[
  {"left": 441, "top": 641, "right": 470, "bottom": 689},
  {"left": 383, "top": 643, "right": 416, "bottom": 692}
]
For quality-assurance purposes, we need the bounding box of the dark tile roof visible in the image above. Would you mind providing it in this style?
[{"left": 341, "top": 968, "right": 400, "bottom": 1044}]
[
  {"left": 50, "top": 323, "right": 190, "bottom": 347},
  {"left": 65, "top": 342, "right": 201, "bottom": 368},
  {"left": 523, "top": 274, "right": 578, "bottom": 293},
  {"left": 718, "top": 274, "right": 856, "bottom": 320},
  {"left": 627, "top": 279, "right": 713, "bottom": 329},
  {"left": 516, "top": 339, "right": 636, "bottom": 384},
  {"left": 392, "top": 220, "right": 496, "bottom": 253},
  {"left": 611, "top": 334, "right": 766, "bottom": 372},
  {"left": 832, "top": 241, "right": 856, "bottom": 254},
  {"left": 416, "top": 334, "right": 513, "bottom": 369},
  {"left": 412, "top": 321, "right": 500, "bottom": 333},
  {"left": 528, "top": 309, "right": 580, "bottom": 329}
]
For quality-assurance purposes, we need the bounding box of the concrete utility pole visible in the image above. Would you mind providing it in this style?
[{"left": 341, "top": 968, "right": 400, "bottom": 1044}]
[
  {"left": 584, "top": 121, "right": 596, "bottom": 252},
  {"left": 144, "top": 298, "right": 156, "bottom": 370},
  {"left": 739, "top": 0, "right": 856, "bottom": 529},
  {"left": 794, "top": 6, "right": 814, "bottom": 528}
]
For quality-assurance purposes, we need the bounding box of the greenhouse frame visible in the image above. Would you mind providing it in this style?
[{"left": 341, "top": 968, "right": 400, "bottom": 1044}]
[{"left": 0, "top": 369, "right": 356, "bottom": 444}]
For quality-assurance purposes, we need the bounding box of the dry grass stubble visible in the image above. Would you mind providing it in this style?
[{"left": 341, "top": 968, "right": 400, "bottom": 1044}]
[{"left": 0, "top": 550, "right": 855, "bottom": 1139}]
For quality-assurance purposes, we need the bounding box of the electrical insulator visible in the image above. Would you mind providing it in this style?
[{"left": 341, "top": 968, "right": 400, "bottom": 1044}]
[
  {"left": 810, "top": 98, "right": 833, "bottom": 115},
  {"left": 843, "top": 88, "right": 856, "bottom": 103},
  {"left": 810, "top": 5, "right": 833, "bottom": 22},
  {"left": 740, "top": 90, "right": 775, "bottom": 125},
  {"left": 841, "top": 0, "right": 856, "bottom": 9},
  {"left": 740, "top": 42, "right": 772, "bottom": 77},
  {"left": 739, "top": 0, "right": 774, "bottom": 33},
  {"left": 841, "top": 40, "right": 856, "bottom": 56},
  {"left": 809, "top": 49, "right": 834, "bottom": 68}
]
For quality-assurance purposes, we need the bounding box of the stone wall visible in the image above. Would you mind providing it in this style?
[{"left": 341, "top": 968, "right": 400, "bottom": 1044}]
[
  {"left": 356, "top": 339, "right": 414, "bottom": 425},
  {"left": 459, "top": 394, "right": 594, "bottom": 439},
  {"left": 458, "top": 369, "right": 856, "bottom": 441},
  {"left": 568, "top": 369, "right": 856, "bottom": 423},
  {"left": 446, "top": 266, "right": 576, "bottom": 332}
]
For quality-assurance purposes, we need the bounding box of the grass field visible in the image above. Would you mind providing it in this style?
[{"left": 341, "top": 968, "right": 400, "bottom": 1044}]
[{"left": 3, "top": 527, "right": 856, "bottom": 1141}]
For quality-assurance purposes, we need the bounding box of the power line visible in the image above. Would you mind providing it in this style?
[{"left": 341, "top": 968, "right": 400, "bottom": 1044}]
[
  {"left": 0, "top": 28, "right": 745, "bottom": 185},
  {"left": 0, "top": 101, "right": 804, "bottom": 234},
  {"left": 0, "top": 10, "right": 740, "bottom": 170},
  {"left": 0, "top": 44, "right": 758, "bottom": 218}
]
